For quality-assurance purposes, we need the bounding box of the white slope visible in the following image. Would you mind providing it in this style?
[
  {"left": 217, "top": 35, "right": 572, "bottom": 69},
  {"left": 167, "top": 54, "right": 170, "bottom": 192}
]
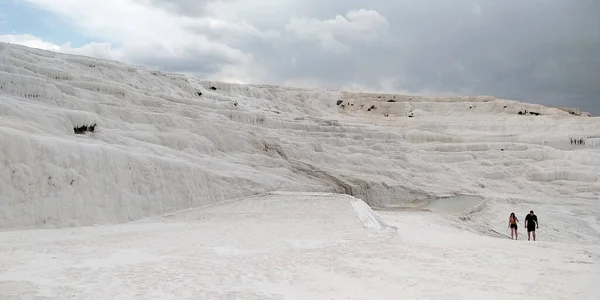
[
  {"left": 0, "top": 193, "right": 598, "bottom": 300},
  {"left": 1, "top": 42, "right": 599, "bottom": 232}
]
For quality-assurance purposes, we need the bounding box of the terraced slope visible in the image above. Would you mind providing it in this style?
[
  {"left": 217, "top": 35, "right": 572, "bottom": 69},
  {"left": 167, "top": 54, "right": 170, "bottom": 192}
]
[{"left": 1, "top": 42, "right": 599, "bottom": 234}]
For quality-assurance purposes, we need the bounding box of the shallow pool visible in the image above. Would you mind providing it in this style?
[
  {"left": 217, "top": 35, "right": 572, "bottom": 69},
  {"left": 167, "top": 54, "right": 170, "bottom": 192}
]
[{"left": 420, "top": 195, "right": 484, "bottom": 214}]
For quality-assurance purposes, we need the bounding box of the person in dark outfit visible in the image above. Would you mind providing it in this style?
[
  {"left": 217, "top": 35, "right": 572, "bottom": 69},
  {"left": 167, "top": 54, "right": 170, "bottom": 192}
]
[
  {"left": 508, "top": 212, "right": 519, "bottom": 240},
  {"left": 524, "top": 210, "right": 538, "bottom": 241}
]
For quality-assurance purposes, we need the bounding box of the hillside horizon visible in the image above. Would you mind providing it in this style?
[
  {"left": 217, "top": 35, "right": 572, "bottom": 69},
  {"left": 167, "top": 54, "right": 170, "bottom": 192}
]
[{"left": 1, "top": 42, "right": 594, "bottom": 117}]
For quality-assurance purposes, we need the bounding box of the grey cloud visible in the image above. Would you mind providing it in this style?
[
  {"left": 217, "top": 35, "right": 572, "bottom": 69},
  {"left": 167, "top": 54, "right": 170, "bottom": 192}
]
[
  {"left": 139, "top": 0, "right": 211, "bottom": 16},
  {"left": 126, "top": 42, "right": 251, "bottom": 76},
  {"left": 285, "top": 9, "right": 389, "bottom": 53},
  {"left": 184, "top": 19, "right": 280, "bottom": 47},
  {"left": 143, "top": 0, "right": 600, "bottom": 115}
]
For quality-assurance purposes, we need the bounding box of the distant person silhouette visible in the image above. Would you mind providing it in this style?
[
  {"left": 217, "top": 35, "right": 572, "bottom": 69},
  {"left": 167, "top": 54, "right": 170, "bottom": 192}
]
[
  {"left": 524, "top": 210, "right": 538, "bottom": 241},
  {"left": 508, "top": 212, "right": 519, "bottom": 240}
]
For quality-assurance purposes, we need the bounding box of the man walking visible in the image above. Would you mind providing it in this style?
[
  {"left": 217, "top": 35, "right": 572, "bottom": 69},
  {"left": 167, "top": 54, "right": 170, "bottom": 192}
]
[{"left": 524, "top": 210, "right": 538, "bottom": 241}]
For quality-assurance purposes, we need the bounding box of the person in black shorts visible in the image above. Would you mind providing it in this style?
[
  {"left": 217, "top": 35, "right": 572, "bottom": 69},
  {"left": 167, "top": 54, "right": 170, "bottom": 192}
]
[
  {"left": 508, "top": 212, "right": 519, "bottom": 240},
  {"left": 524, "top": 210, "right": 538, "bottom": 241}
]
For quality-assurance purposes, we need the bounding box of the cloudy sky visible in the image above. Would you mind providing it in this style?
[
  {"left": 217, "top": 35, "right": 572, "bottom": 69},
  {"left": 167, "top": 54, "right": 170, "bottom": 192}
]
[{"left": 1, "top": 0, "right": 598, "bottom": 115}]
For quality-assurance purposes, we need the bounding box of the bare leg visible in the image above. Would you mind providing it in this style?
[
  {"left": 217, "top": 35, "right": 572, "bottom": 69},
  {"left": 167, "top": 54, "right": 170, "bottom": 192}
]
[
  {"left": 515, "top": 230, "right": 518, "bottom": 240},
  {"left": 533, "top": 231, "right": 536, "bottom": 241},
  {"left": 511, "top": 228, "right": 514, "bottom": 239},
  {"left": 528, "top": 231, "right": 531, "bottom": 241}
]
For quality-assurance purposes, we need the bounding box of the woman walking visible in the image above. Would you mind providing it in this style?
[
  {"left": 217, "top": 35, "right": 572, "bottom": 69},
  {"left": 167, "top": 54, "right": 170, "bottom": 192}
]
[{"left": 508, "top": 213, "right": 519, "bottom": 240}]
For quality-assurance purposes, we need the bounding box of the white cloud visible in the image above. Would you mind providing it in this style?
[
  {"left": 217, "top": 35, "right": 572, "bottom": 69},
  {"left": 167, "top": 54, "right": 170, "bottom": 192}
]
[
  {"left": 2, "top": 34, "right": 125, "bottom": 61},
  {"left": 0, "top": 34, "right": 63, "bottom": 51},
  {"left": 184, "top": 17, "right": 281, "bottom": 44},
  {"left": 0, "top": 34, "right": 123, "bottom": 62},
  {"left": 202, "top": 0, "right": 296, "bottom": 24},
  {"left": 17, "top": 0, "right": 264, "bottom": 82},
  {"left": 285, "top": 9, "right": 389, "bottom": 53},
  {"left": 24, "top": 0, "right": 182, "bottom": 45},
  {"left": 65, "top": 42, "right": 125, "bottom": 61}
]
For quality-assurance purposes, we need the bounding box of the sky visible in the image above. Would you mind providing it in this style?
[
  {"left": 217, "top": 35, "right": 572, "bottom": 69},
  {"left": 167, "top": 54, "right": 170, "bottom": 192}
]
[{"left": 1, "top": 0, "right": 599, "bottom": 115}]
